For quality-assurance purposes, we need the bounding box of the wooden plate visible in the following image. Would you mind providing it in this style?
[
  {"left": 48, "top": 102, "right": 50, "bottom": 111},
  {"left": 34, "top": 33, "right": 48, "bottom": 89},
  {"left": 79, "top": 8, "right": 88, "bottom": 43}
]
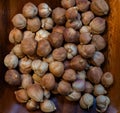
[{"left": 0, "top": 0, "right": 120, "bottom": 113}]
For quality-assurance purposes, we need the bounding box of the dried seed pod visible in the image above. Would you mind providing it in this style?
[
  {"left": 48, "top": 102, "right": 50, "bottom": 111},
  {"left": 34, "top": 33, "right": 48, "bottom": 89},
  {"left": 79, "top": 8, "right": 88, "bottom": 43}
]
[
  {"left": 26, "top": 99, "right": 39, "bottom": 111},
  {"left": 82, "top": 11, "right": 94, "bottom": 25},
  {"left": 90, "top": 51, "right": 105, "bottom": 66},
  {"left": 62, "top": 69, "right": 76, "bottom": 82},
  {"left": 43, "top": 54, "right": 54, "bottom": 64},
  {"left": 41, "top": 17, "right": 54, "bottom": 30},
  {"left": 76, "top": 70, "right": 86, "bottom": 80},
  {"left": 96, "top": 95, "right": 110, "bottom": 113},
  {"left": 80, "top": 26, "right": 91, "bottom": 33},
  {"left": 44, "top": 89, "right": 51, "bottom": 99},
  {"left": 23, "top": 31, "right": 35, "bottom": 39},
  {"left": 48, "top": 32, "right": 64, "bottom": 48},
  {"left": 79, "top": 32, "right": 92, "bottom": 44},
  {"left": 72, "top": 79, "right": 85, "bottom": 92},
  {"left": 27, "top": 17, "right": 41, "bottom": 32},
  {"left": 61, "top": 0, "right": 75, "bottom": 9},
  {"left": 78, "top": 44, "right": 95, "bottom": 58},
  {"left": 49, "top": 61, "right": 64, "bottom": 77},
  {"left": 79, "top": 93, "right": 94, "bottom": 109},
  {"left": 40, "top": 100, "right": 56, "bottom": 112},
  {"left": 21, "top": 74, "right": 33, "bottom": 89},
  {"left": 101, "top": 72, "right": 114, "bottom": 88},
  {"left": 65, "top": 7, "right": 78, "bottom": 20},
  {"left": 57, "top": 80, "right": 72, "bottom": 95},
  {"left": 37, "top": 39, "right": 52, "bottom": 57},
  {"left": 42, "top": 73, "right": 56, "bottom": 90},
  {"left": 21, "top": 35, "right": 37, "bottom": 56},
  {"left": 66, "top": 19, "right": 82, "bottom": 30},
  {"left": 87, "top": 67, "right": 103, "bottom": 84},
  {"left": 38, "top": 3, "right": 52, "bottom": 18},
  {"left": 19, "top": 57, "right": 32, "bottom": 74},
  {"left": 94, "top": 84, "right": 107, "bottom": 96},
  {"left": 70, "top": 55, "right": 87, "bottom": 71},
  {"left": 32, "top": 73, "right": 42, "bottom": 86},
  {"left": 64, "top": 43, "right": 77, "bottom": 59},
  {"left": 4, "top": 53, "right": 18, "bottom": 69},
  {"left": 5, "top": 69, "right": 21, "bottom": 85},
  {"left": 22, "top": 2, "right": 38, "bottom": 18},
  {"left": 90, "top": 17, "right": 106, "bottom": 34},
  {"left": 76, "top": 0, "right": 90, "bottom": 12},
  {"left": 91, "top": 35, "right": 106, "bottom": 50},
  {"left": 85, "top": 81, "right": 94, "bottom": 93},
  {"left": 15, "top": 89, "right": 29, "bottom": 103},
  {"left": 53, "top": 26, "right": 65, "bottom": 34},
  {"left": 65, "top": 90, "right": 81, "bottom": 101},
  {"left": 52, "top": 7, "right": 66, "bottom": 25},
  {"left": 27, "top": 54, "right": 38, "bottom": 60},
  {"left": 63, "top": 28, "right": 79, "bottom": 43},
  {"left": 52, "top": 47, "right": 67, "bottom": 61},
  {"left": 31, "top": 59, "right": 48, "bottom": 77},
  {"left": 12, "top": 44, "right": 25, "bottom": 58},
  {"left": 35, "top": 29, "right": 50, "bottom": 42},
  {"left": 91, "top": 0, "right": 109, "bottom": 16},
  {"left": 27, "top": 84, "right": 43, "bottom": 102},
  {"left": 9, "top": 28, "right": 23, "bottom": 44},
  {"left": 12, "top": 14, "right": 26, "bottom": 29}
]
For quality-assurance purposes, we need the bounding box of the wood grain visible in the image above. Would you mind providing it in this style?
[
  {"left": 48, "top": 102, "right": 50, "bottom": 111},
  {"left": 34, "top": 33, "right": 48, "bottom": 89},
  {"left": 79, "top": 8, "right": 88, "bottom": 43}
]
[
  {"left": 107, "top": 0, "right": 120, "bottom": 112},
  {"left": 0, "top": 0, "right": 120, "bottom": 113}
]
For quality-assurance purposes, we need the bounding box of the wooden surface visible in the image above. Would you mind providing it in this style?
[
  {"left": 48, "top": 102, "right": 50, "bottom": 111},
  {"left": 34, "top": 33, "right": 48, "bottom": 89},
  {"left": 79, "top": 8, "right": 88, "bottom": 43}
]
[{"left": 0, "top": 0, "right": 120, "bottom": 113}]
